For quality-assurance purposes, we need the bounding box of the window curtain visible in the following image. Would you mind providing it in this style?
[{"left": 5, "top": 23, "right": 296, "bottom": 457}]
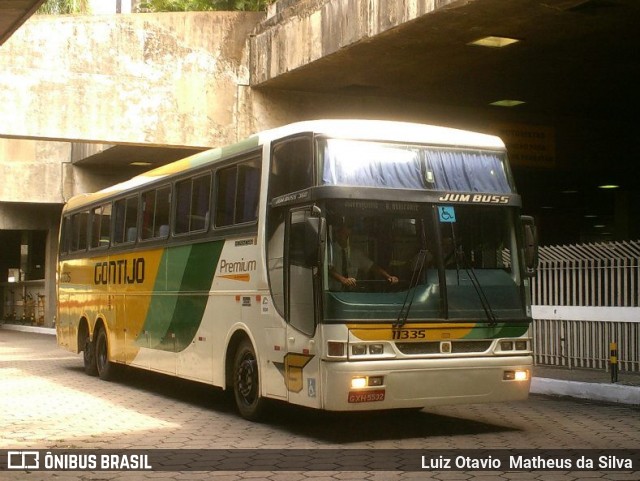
[
  {"left": 321, "top": 140, "right": 511, "bottom": 194},
  {"left": 322, "top": 140, "right": 425, "bottom": 189},
  {"left": 426, "top": 149, "right": 511, "bottom": 193}
]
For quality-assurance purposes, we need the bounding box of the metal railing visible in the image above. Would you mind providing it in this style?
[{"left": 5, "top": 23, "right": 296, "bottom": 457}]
[
  {"left": 530, "top": 240, "right": 640, "bottom": 372},
  {"left": 1, "top": 281, "right": 46, "bottom": 326}
]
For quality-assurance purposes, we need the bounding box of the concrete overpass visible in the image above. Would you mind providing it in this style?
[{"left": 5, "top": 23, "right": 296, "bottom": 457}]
[
  {"left": 0, "top": 0, "right": 639, "bottom": 325},
  {"left": 0, "top": 0, "right": 45, "bottom": 46}
]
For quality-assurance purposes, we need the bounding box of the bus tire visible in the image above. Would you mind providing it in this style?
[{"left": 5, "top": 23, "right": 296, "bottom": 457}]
[
  {"left": 233, "top": 339, "right": 264, "bottom": 420},
  {"left": 83, "top": 333, "right": 98, "bottom": 376},
  {"left": 95, "top": 328, "right": 115, "bottom": 381}
]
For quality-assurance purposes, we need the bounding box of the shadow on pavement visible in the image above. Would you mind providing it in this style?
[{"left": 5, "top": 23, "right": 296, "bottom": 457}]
[{"left": 78, "top": 364, "right": 520, "bottom": 444}]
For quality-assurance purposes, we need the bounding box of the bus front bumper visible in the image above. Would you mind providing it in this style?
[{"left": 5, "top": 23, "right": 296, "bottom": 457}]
[{"left": 320, "top": 355, "right": 532, "bottom": 411}]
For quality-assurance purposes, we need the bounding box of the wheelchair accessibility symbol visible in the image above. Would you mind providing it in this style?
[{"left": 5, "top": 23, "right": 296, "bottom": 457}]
[{"left": 438, "top": 206, "right": 457, "bottom": 223}]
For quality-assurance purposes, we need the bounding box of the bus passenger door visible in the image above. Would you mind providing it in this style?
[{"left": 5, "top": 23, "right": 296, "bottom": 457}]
[{"left": 285, "top": 208, "right": 322, "bottom": 408}]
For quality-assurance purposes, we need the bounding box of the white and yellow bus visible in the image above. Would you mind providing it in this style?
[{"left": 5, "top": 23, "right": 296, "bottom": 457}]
[{"left": 57, "top": 119, "right": 538, "bottom": 420}]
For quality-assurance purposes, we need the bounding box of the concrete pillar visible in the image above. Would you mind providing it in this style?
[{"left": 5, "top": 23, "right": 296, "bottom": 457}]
[{"left": 44, "top": 223, "right": 60, "bottom": 327}]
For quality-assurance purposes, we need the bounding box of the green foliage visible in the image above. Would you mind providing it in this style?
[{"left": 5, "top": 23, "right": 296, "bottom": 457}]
[
  {"left": 36, "top": 0, "right": 90, "bottom": 14},
  {"left": 35, "top": 0, "right": 270, "bottom": 15},
  {"left": 137, "top": 0, "right": 270, "bottom": 12}
]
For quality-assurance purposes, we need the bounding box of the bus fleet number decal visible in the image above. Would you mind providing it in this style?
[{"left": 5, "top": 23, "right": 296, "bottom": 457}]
[{"left": 392, "top": 328, "right": 426, "bottom": 340}]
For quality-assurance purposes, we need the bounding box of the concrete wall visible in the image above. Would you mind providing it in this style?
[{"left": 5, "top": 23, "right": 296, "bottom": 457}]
[
  {"left": 0, "top": 6, "right": 472, "bottom": 149},
  {"left": 0, "top": 11, "right": 266, "bottom": 328},
  {"left": 0, "top": 12, "right": 264, "bottom": 148}
]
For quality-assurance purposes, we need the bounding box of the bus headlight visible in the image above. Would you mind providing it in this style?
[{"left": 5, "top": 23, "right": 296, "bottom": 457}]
[
  {"left": 349, "top": 342, "right": 391, "bottom": 358},
  {"left": 500, "top": 341, "right": 514, "bottom": 351},
  {"left": 351, "top": 377, "right": 367, "bottom": 389},
  {"left": 499, "top": 339, "right": 530, "bottom": 352},
  {"left": 350, "top": 376, "right": 385, "bottom": 388},
  {"left": 504, "top": 369, "right": 529, "bottom": 381}
]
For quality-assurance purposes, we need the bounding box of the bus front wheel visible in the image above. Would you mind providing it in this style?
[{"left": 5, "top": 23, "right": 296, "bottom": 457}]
[
  {"left": 95, "top": 328, "right": 115, "bottom": 381},
  {"left": 233, "top": 339, "right": 264, "bottom": 420}
]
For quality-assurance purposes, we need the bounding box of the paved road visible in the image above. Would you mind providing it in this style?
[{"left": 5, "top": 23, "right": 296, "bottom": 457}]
[{"left": 1, "top": 329, "right": 639, "bottom": 480}]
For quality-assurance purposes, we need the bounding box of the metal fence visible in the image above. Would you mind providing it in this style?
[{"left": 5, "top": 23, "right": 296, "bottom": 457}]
[{"left": 530, "top": 240, "right": 640, "bottom": 372}]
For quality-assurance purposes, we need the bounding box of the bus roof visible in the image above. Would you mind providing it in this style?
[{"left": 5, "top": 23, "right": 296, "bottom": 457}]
[
  {"left": 257, "top": 119, "right": 504, "bottom": 150},
  {"left": 63, "top": 119, "right": 505, "bottom": 212}
]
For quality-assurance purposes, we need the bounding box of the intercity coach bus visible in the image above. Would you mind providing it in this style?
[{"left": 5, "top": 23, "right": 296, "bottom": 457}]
[{"left": 56, "top": 119, "right": 538, "bottom": 420}]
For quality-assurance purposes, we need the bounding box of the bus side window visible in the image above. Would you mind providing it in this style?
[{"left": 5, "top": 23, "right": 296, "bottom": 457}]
[
  {"left": 236, "top": 160, "right": 261, "bottom": 223},
  {"left": 215, "top": 165, "right": 237, "bottom": 227},
  {"left": 113, "top": 195, "right": 139, "bottom": 245},
  {"left": 269, "top": 137, "right": 313, "bottom": 200},
  {"left": 70, "top": 211, "right": 89, "bottom": 252},
  {"left": 175, "top": 174, "right": 211, "bottom": 235},
  {"left": 141, "top": 185, "right": 170, "bottom": 240},
  {"left": 60, "top": 216, "right": 71, "bottom": 255},
  {"left": 90, "top": 204, "right": 111, "bottom": 249},
  {"left": 215, "top": 158, "right": 261, "bottom": 228}
]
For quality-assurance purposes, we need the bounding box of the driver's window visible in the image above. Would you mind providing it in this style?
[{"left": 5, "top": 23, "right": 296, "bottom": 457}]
[{"left": 288, "top": 210, "right": 316, "bottom": 335}]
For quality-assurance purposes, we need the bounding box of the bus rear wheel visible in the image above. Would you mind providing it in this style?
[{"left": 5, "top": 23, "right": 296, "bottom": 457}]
[
  {"left": 83, "top": 333, "right": 98, "bottom": 376},
  {"left": 233, "top": 339, "right": 264, "bottom": 420},
  {"left": 95, "top": 328, "right": 115, "bottom": 381}
]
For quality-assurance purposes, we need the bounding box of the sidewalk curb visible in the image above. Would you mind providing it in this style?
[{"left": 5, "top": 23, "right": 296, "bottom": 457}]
[
  {"left": 531, "top": 377, "right": 639, "bottom": 406},
  {"left": 1, "top": 323, "right": 56, "bottom": 335}
]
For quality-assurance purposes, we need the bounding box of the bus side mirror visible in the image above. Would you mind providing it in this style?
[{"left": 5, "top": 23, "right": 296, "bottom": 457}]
[{"left": 521, "top": 215, "right": 539, "bottom": 276}]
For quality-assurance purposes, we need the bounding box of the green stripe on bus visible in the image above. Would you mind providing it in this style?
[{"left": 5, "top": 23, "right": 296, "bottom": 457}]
[
  {"left": 138, "top": 240, "right": 224, "bottom": 352},
  {"left": 449, "top": 322, "right": 529, "bottom": 339}
]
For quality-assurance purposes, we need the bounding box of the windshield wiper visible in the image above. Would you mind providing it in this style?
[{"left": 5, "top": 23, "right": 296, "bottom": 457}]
[
  {"left": 394, "top": 249, "right": 429, "bottom": 328},
  {"left": 458, "top": 248, "right": 498, "bottom": 327}
]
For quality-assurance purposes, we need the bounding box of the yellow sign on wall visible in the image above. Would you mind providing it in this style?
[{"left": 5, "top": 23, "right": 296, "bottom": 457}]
[{"left": 496, "top": 124, "right": 556, "bottom": 168}]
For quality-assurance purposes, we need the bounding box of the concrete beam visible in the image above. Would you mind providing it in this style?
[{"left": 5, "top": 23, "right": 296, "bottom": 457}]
[
  {"left": 251, "top": 0, "right": 461, "bottom": 86},
  {"left": 242, "top": 86, "right": 500, "bottom": 138},
  {"left": 0, "top": 203, "right": 61, "bottom": 230},
  {"left": 0, "top": 139, "right": 69, "bottom": 204}
]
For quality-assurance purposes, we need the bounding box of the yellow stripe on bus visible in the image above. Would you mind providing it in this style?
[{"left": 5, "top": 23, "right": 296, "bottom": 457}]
[{"left": 347, "top": 323, "right": 476, "bottom": 341}]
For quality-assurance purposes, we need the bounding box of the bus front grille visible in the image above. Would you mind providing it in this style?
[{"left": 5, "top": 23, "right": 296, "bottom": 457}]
[{"left": 395, "top": 340, "right": 493, "bottom": 355}]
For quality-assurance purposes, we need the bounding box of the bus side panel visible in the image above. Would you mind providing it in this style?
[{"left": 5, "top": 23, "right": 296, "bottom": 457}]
[
  {"left": 174, "top": 241, "right": 223, "bottom": 382},
  {"left": 56, "top": 285, "right": 73, "bottom": 351},
  {"left": 126, "top": 242, "right": 222, "bottom": 380},
  {"left": 92, "top": 250, "right": 163, "bottom": 370},
  {"left": 177, "top": 295, "right": 217, "bottom": 384},
  {"left": 57, "top": 258, "right": 97, "bottom": 353},
  {"left": 56, "top": 261, "right": 72, "bottom": 352}
]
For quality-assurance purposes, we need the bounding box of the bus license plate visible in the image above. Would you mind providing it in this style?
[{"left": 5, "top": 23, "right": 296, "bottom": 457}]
[{"left": 348, "top": 389, "right": 385, "bottom": 403}]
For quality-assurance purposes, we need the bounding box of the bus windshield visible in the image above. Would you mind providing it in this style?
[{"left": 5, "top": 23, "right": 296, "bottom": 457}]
[
  {"left": 322, "top": 200, "right": 526, "bottom": 323},
  {"left": 319, "top": 138, "right": 514, "bottom": 193}
]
